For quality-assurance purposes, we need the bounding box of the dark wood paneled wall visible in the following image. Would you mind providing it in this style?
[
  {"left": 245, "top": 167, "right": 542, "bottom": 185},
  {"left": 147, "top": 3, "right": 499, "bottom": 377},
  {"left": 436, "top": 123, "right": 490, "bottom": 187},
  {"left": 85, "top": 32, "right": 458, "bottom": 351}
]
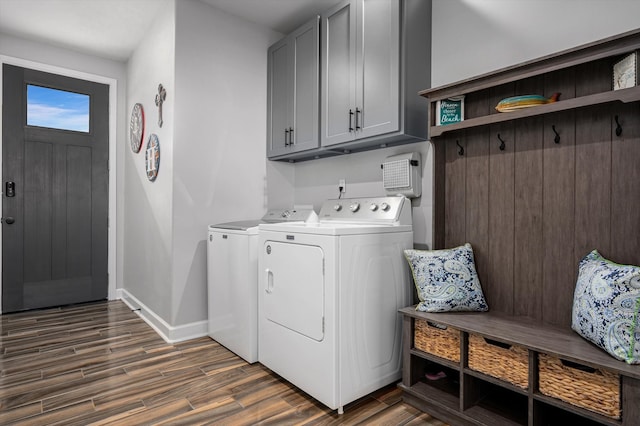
[{"left": 433, "top": 60, "right": 640, "bottom": 328}]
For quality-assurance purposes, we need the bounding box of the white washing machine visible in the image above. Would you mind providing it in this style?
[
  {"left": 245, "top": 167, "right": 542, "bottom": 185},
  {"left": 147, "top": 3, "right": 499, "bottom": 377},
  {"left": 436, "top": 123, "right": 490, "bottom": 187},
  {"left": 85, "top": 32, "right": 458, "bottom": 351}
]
[
  {"left": 258, "top": 196, "right": 413, "bottom": 413},
  {"left": 207, "top": 208, "right": 316, "bottom": 363}
]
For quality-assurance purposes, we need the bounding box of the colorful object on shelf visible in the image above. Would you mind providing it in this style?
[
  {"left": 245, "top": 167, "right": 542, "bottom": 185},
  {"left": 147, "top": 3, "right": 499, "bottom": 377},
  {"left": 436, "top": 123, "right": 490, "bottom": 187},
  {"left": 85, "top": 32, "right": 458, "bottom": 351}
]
[
  {"left": 425, "top": 371, "right": 447, "bottom": 381},
  {"left": 495, "top": 92, "right": 560, "bottom": 112},
  {"left": 436, "top": 95, "right": 465, "bottom": 125},
  {"left": 613, "top": 51, "right": 637, "bottom": 90}
]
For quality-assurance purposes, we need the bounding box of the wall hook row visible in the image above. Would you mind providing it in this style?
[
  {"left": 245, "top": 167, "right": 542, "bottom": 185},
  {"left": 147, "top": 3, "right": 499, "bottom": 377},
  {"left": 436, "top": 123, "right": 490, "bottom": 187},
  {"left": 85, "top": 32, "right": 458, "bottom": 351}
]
[
  {"left": 552, "top": 125, "right": 560, "bottom": 144},
  {"left": 615, "top": 115, "right": 623, "bottom": 137},
  {"left": 497, "top": 133, "right": 506, "bottom": 151},
  {"left": 456, "top": 140, "right": 464, "bottom": 156}
]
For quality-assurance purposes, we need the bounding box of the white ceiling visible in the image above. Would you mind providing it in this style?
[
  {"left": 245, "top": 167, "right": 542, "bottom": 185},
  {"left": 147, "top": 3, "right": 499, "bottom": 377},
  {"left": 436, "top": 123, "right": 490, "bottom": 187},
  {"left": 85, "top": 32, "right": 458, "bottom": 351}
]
[
  {"left": 201, "top": 0, "right": 341, "bottom": 34},
  {"left": 0, "top": 0, "right": 341, "bottom": 62}
]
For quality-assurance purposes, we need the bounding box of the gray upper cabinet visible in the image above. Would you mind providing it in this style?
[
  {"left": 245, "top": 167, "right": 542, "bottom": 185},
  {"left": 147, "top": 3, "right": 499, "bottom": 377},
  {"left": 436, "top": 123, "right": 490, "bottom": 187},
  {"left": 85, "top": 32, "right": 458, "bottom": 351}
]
[
  {"left": 321, "top": 0, "right": 431, "bottom": 151},
  {"left": 267, "top": 0, "right": 431, "bottom": 162},
  {"left": 267, "top": 16, "right": 320, "bottom": 158}
]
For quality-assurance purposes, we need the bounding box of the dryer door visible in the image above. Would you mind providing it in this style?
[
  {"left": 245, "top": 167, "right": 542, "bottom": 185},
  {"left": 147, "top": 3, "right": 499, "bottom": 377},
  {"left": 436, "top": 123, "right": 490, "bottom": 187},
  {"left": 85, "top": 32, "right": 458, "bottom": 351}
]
[{"left": 262, "top": 241, "right": 324, "bottom": 341}]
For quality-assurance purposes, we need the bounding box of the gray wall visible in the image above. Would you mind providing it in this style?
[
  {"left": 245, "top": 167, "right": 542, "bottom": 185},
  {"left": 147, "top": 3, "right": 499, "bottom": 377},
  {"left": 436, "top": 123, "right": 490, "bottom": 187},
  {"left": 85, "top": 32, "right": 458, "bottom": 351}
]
[
  {"left": 124, "top": 2, "right": 176, "bottom": 323},
  {"left": 432, "top": 0, "right": 640, "bottom": 87},
  {"left": 172, "top": 0, "right": 280, "bottom": 326},
  {"left": 123, "top": 0, "right": 280, "bottom": 330}
]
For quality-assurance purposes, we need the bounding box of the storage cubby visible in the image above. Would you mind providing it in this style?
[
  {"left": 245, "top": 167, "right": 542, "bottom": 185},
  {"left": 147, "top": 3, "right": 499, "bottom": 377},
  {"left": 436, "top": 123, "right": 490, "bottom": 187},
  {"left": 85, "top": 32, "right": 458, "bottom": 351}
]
[
  {"left": 463, "top": 377, "right": 528, "bottom": 426},
  {"left": 414, "top": 358, "right": 460, "bottom": 398},
  {"left": 532, "top": 400, "right": 616, "bottom": 426}
]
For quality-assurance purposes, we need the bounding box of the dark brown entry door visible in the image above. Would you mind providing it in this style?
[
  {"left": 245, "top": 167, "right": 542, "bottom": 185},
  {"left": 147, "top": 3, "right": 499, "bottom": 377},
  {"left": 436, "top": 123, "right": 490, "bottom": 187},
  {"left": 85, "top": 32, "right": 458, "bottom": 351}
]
[{"left": 2, "top": 64, "right": 109, "bottom": 312}]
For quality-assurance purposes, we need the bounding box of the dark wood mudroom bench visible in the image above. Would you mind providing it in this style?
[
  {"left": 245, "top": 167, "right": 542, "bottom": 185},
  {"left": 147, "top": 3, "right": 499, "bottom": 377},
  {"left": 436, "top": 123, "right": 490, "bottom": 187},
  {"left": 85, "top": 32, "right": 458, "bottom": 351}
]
[
  {"left": 402, "top": 28, "right": 640, "bottom": 426},
  {"left": 399, "top": 308, "right": 640, "bottom": 426}
]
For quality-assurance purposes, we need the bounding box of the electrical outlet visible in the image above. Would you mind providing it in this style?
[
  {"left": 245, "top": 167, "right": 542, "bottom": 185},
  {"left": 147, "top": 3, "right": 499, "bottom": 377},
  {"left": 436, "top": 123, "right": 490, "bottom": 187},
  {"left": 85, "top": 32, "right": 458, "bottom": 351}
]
[{"left": 339, "top": 179, "right": 346, "bottom": 193}]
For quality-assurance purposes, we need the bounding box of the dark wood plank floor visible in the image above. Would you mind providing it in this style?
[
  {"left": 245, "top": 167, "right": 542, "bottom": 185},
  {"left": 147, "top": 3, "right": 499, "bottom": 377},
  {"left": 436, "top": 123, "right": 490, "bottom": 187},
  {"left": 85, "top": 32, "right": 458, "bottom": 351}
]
[{"left": 0, "top": 300, "right": 446, "bottom": 425}]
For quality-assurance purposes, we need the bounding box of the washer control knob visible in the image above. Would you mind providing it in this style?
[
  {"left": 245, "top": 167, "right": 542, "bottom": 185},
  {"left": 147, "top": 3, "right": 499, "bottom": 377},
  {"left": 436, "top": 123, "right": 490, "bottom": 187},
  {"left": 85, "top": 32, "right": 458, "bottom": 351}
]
[
  {"left": 349, "top": 202, "right": 360, "bottom": 212},
  {"left": 333, "top": 204, "right": 342, "bottom": 211},
  {"left": 281, "top": 210, "right": 291, "bottom": 218},
  {"left": 380, "top": 202, "right": 390, "bottom": 211},
  {"left": 369, "top": 203, "right": 378, "bottom": 211}
]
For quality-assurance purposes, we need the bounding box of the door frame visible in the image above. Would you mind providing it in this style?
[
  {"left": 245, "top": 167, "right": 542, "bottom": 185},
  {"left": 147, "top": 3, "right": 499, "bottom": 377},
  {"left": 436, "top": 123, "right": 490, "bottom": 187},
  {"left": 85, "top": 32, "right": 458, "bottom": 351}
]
[{"left": 0, "top": 55, "right": 118, "bottom": 312}]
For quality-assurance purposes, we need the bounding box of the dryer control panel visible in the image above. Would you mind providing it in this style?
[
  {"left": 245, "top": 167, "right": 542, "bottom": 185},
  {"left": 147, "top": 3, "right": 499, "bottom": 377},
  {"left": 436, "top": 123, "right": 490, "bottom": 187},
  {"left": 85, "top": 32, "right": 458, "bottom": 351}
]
[
  {"left": 262, "top": 208, "right": 318, "bottom": 223},
  {"left": 318, "top": 196, "right": 410, "bottom": 225}
]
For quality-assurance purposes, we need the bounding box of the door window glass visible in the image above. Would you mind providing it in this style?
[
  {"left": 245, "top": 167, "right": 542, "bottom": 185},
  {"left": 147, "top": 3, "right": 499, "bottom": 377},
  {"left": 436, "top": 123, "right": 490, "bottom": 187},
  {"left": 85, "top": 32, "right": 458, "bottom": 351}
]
[{"left": 27, "top": 85, "right": 90, "bottom": 132}]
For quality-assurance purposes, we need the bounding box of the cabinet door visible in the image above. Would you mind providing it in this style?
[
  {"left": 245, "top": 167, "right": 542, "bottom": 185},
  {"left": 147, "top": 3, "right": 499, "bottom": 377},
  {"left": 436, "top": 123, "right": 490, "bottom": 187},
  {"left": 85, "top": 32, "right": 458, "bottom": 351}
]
[
  {"left": 356, "top": 0, "right": 400, "bottom": 139},
  {"left": 321, "top": 0, "right": 357, "bottom": 147},
  {"left": 290, "top": 16, "right": 320, "bottom": 153},
  {"left": 267, "top": 38, "right": 291, "bottom": 157}
]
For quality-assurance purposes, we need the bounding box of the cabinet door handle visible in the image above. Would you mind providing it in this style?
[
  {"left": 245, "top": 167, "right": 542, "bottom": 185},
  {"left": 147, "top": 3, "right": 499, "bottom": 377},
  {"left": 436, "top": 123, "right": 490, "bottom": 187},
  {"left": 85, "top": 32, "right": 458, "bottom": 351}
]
[
  {"left": 349, "top": 109, "right": 354, "bottom": 132},
  {"left": 289, "top": 127, "right": 294, "bottom": 145},
  {"left": 284, "top": 128, "right": 289, "bottom": 146},
  {"left": 355, "top": 108, "right": 361, "bottom": 130}
]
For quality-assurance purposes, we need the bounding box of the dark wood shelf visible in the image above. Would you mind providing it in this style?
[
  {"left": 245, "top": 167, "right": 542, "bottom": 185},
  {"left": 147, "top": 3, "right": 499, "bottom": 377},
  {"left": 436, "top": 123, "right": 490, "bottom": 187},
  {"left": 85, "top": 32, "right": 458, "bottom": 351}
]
[
  {"left": 428, "top": 86, "right": 640, "bottom": 137},
  {"left": 461, "top": 406, "right": 524, "bottom": 426},
  {"left": 399, "top": 381, "right": 460, "bottom": 412},
  {"left": 409, "top": 348, "right": 460, "bottom": 371},
  {"left": 462, "top": 368, "right": 529, "bottom": 396},
  {"left": 533, "top": 393, "right": 622, "bottom": 426}
]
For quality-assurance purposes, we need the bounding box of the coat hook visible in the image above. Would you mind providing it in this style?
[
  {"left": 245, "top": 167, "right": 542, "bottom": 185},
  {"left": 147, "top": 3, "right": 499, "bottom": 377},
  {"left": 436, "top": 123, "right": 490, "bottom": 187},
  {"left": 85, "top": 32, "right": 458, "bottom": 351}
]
[
  {"left": 456, "top": 140, "right": 464, "bottom": 156},
  {"left": 615, "top": 115, "right": 623, "bottom": 137},
  {"left": 552, "top": 125, "right": 560, "bottom": 144},
  {"left": 497, "top": 133, "right": 506, "bottom": 151}
]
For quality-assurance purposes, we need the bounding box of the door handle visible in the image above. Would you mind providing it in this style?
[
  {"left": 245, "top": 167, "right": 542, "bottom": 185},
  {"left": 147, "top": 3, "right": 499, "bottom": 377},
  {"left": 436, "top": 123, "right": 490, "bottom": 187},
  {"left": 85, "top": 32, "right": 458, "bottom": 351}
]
[
  {"left": 355, "top": 108, "right": 361, "bottom": 130},
  {"left": 265, "top": 268, "right": 274, "bottom": 294},
  {"left": 284, "top": 129, "right": 289, "bottom": 146},
  {"left": 2, "top": 217, "right": 15, "bottom": 224},
  {"left": 288, "top": 127, "right": 294, "bottom": 145}
]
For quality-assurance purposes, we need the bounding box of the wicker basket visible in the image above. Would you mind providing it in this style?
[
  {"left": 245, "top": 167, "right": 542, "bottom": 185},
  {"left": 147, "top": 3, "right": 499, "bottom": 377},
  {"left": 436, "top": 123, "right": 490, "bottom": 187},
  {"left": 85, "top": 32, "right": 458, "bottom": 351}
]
[
  {"left": 414, "top": 319, "right": 460, "bottom": 362},
  {"left": 468, "top": 334, "right": 529, "bottom": 389},
  {"left": 538, "top": 354, "right": 620, "bottom": 419}
]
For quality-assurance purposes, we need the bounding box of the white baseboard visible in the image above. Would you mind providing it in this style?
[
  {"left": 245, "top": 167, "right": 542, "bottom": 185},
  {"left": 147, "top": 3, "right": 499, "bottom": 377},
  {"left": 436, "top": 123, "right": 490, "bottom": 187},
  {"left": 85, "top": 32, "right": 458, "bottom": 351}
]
[{"left": 118, "top": 289, "right": 208, "bottom": 344}]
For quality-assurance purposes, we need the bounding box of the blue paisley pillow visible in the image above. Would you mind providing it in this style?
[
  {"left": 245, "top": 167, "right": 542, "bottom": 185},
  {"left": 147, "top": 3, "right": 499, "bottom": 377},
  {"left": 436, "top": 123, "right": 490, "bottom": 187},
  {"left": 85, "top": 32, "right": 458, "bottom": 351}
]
[
  {"left": 404, "top": 243, "right": 489, "bottom": 313},
  {"left": 572, "top": 250, "right": 640, "bottom": 364}
]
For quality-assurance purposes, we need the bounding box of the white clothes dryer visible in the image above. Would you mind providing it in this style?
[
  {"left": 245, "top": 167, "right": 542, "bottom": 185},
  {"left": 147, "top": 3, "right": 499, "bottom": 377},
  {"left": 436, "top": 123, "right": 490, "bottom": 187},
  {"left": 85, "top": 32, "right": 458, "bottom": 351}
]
[
  {"left": 258, "top": 196, "right": 413, "bottom": 413},
  {"left": 207, "top": 208, "right": 316, "bottom": 363}
]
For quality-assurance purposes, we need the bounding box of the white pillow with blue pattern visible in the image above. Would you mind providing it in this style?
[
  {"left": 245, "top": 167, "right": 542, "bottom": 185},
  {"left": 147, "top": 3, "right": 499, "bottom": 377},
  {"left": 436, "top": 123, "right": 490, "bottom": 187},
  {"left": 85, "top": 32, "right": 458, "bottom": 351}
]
[
  {"left": 572, "top": 250, "right": 640, "bottom": 364},
  {"left": 404, "top": 243, "right": 489, "bottom": 313}
]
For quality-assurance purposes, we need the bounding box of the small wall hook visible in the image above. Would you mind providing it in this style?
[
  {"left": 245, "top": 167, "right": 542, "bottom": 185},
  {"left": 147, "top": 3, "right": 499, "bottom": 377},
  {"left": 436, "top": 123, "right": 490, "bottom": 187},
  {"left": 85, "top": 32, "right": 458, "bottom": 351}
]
[
  {"left": 615, "top": 115, "right": 623, "bottom": 137},
  {"left": 497, "top": 133, "right": 506, "bottom": 151},
  {"left": 552, "top": 125, "right": 560, "bottom": 144},
  {"left": 456, "top": 140, "right": 464, "bottom": 156}
]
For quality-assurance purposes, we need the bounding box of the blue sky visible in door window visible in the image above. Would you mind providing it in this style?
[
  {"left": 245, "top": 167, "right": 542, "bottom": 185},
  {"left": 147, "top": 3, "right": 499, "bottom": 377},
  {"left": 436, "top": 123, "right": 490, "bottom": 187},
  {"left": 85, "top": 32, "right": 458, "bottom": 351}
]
[{"left": 27, "top": 85, "right": 90, "bottom": 132}]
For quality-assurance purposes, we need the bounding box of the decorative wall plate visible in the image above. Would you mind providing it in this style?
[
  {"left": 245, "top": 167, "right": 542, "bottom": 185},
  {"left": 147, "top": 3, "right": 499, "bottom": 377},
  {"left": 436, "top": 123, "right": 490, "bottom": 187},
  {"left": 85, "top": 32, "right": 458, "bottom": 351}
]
[
  {"left": 145, "top": 134, "right": 160, "bottom": 182},
  {"left": 129, "top": 103, "right": 145, "bottom": 153}
]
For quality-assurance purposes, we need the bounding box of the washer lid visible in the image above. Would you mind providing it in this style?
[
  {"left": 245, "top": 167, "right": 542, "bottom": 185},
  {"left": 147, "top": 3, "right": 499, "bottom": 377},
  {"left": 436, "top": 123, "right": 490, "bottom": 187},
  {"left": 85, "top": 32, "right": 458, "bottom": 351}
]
[
  {"left": 209, "top": 208, "right": 317, "bottom": 232},
  {"left": 209, "top": 220, "right": 263, "bottom": 231}
]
